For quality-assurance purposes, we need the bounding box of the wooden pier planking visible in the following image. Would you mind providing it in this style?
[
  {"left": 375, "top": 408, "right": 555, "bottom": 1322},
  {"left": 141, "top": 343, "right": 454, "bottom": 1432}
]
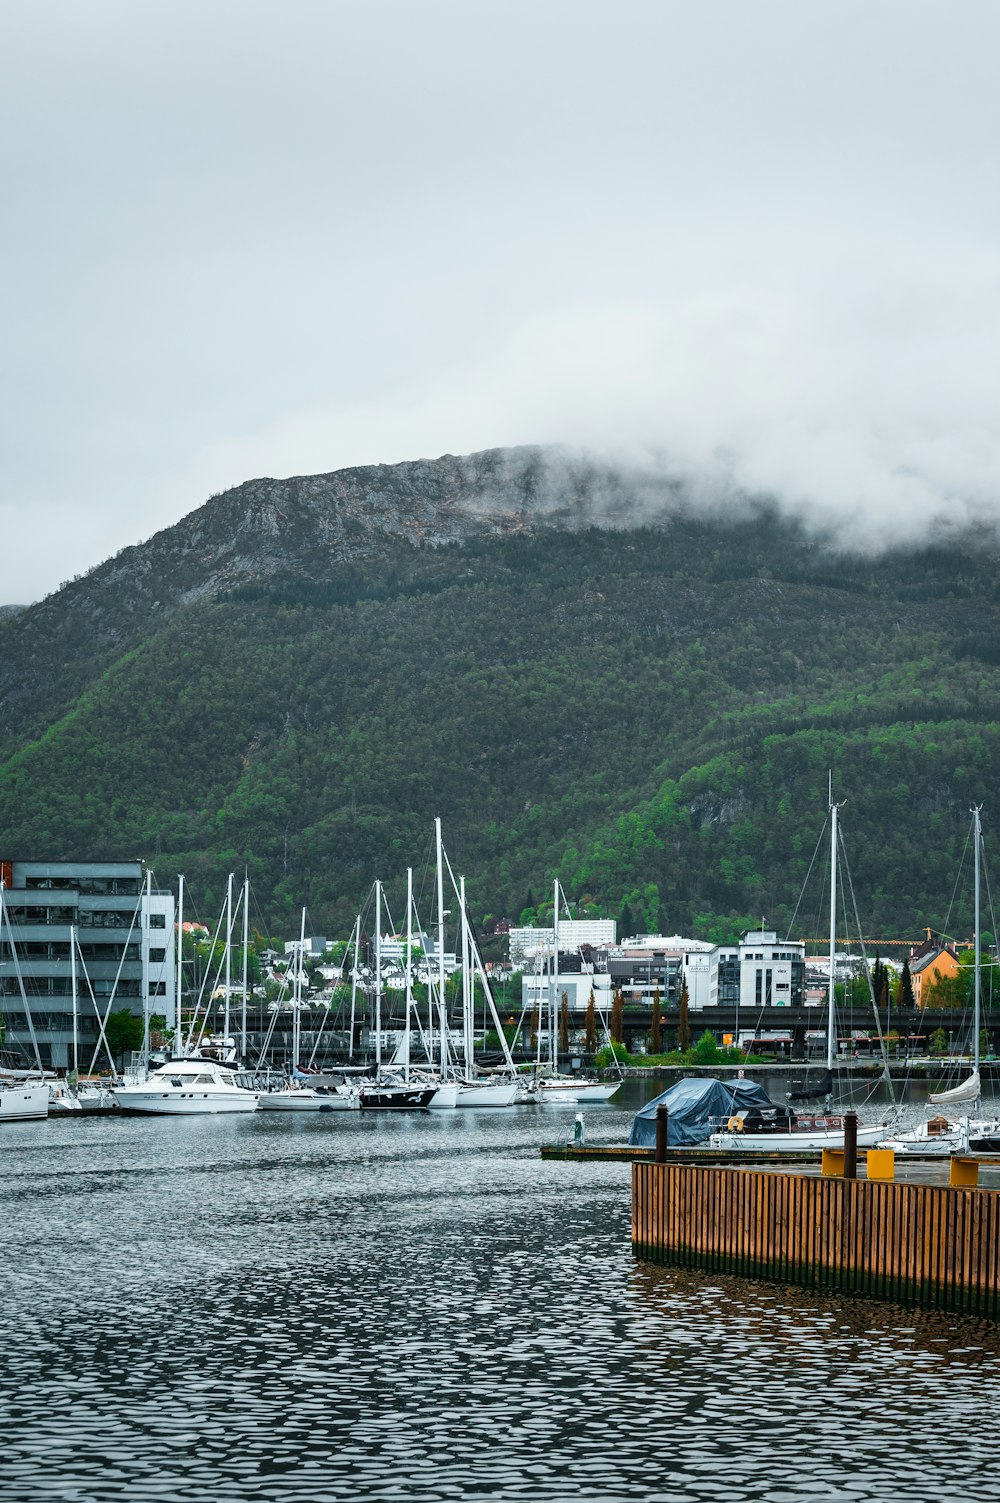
[{"left": 632, "top": 1160, "right": 1000, "bottom": 1318}]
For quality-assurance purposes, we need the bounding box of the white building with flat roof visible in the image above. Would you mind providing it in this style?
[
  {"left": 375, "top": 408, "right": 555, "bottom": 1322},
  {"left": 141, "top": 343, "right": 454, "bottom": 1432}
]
[{"left": 508, "top": 919, "right": 616, "bottom": 967}]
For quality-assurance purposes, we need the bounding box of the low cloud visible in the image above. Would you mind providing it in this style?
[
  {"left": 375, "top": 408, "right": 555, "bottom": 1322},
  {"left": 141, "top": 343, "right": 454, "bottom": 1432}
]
[{"left": 170, "top": 230, "right": 1000, "bottom": 556}]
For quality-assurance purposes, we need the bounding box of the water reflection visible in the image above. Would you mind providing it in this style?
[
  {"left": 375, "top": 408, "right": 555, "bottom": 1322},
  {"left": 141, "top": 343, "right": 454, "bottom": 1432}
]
[{"left": 1, "top": 1080, "right": 997, "bottom": 1503}]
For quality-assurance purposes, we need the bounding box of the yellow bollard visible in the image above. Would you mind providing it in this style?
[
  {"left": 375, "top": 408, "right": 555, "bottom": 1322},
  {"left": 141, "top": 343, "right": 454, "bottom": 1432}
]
[
  {"left": 865, "top": 1148, "right": 895, "bottom": 1182},
  {"left": 950, "top": 1156, "right": 980, "bottom": 1188}
]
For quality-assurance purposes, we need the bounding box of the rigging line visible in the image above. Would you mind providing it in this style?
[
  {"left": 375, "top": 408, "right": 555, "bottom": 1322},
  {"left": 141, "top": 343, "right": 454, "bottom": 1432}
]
[
  {"left": 86, "top": 900, "right": 143, "bottom": 1077},
  {"left": 785, "top": 819, "right": 828, "bottom": 940},
  {"left": 838, "top": 824, "right": 896, "bottom": 1107},
  {"left": 75, "top": 933, "right": 116, "bottom": 1076},
  {"left": 195, "top": 894, "right": 238, "bottom": 1048},
  {"left": 0, "top": 887, "right": 45, "bottom": 1075},
  {"left": 941, "top": 818, "right": 973, "bottom": 940}
]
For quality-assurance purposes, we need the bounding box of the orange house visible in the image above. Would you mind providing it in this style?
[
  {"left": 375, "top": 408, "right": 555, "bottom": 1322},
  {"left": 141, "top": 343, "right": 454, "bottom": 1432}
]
[{"left": 909, "top": 931, "right": 962, "bottom": 1007}]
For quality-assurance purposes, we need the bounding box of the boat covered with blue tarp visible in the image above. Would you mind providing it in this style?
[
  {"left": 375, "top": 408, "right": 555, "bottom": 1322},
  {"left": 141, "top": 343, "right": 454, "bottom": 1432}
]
[{"left": 628, "top": 1076, "right": 774, "bottom": 1147}]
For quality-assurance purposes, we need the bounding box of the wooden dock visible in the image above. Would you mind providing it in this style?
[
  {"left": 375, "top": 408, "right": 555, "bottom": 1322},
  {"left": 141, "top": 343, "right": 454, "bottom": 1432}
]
[{"left": 632, "top": 1159, "right": 1000, "bottom": 1317}]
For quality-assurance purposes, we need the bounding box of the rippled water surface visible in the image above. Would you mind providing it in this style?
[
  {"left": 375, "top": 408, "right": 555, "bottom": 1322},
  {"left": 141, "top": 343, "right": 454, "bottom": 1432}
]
[{"left": 3, "top": 1078, "right": 999, "bottom": 1503}]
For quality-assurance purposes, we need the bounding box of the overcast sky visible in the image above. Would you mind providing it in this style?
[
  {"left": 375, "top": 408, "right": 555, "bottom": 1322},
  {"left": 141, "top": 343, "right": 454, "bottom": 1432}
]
[{"left": 3, "top": 0, "right": 999, "bottom": 601}]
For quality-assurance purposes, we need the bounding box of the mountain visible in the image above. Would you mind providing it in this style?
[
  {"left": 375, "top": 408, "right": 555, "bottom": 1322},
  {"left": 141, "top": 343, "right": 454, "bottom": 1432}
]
[{"left": 2, "top": 445, "right": 999, "bottom": 941}]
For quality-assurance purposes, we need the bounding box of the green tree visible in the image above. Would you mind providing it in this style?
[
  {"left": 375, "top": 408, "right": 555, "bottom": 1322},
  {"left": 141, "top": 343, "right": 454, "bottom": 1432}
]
[
  {"left": 649, "top": 988, "right": 662, "bottom": 1054},
  {"left": 559, "top": 992, "right": 569, "bottom": 1053},
  {"left": 677, "top": 977, "right": 691, "bottom": 1052},
  {"left": 584, "top": 987, "right": 597, "bottom": 1051},
  {"left": 105, "top": 1008, "right": 143, "bottom": 1067},
  {"left": 898, "top": 957, "right": 915, "bottom": 1010},
  {"left": 929, "top": 1026, "right": 948, "bottom": 1056},
  {"left": 610, "top": 987, "right": 624, "bottom": 1044},
  {"left": 693, "top": 1028, "right": 720, "bottom": 1063}
]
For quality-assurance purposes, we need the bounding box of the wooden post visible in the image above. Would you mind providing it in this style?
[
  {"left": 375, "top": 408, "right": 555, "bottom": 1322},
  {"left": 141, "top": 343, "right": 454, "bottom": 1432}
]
[
  {"left": 655, "top": 1105, "right": 668, "bottom": 1162},
  {"left": 843, "top": 1112, "right": 858, "bottom": 1179}
]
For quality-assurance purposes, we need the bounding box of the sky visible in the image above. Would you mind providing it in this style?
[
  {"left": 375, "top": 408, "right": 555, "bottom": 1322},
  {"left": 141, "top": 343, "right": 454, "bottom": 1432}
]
[{"left": 3, "top": 0, "right": 1000, "bottom": 602}]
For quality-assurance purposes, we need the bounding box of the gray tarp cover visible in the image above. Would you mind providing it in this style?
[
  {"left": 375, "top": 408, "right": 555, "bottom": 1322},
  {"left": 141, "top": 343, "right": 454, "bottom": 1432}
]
[{"left": 628, "top": 1076, "right": 773, "bottom": 1147}]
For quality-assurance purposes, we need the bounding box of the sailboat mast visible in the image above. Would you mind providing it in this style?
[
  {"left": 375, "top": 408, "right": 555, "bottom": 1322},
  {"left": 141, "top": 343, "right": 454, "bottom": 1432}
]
[
  {"left": 70, "top": 923, "right": 78, "bottom": 1080},
  {"left": 348, "top": 912, "right": 360, "bottom": 1062},
  {"left": 551, "top": 879, "right": 560, "bottom": 1070},
  {"left": 374, "top": 880, "right": 383, "bottom": 1074},
  {"left": 241, "top": 873, "right": 249, "bottom": 1062},
  {"left": 435, "top": 817, "right": 447, "bottom": 1079},
  {"left": 176, "top": 874, "right": 184, "bottom": 1057},
  {"left": 974, "top": 804, "right": 982, "bottom": 1073},
  {"left": 293, "top": 905, "right": 305, "bottom": 1072},
  {"left": 404, "top": 867, "right": 413, "bottom": 1083},
  {"left": 223, "top": 872, "right": 233, "bottom": 1044},
  {"left": 827, "top": 791, "right": 838, "bottom": 1073},
  {"left": 142, "top": 868, "right": 152, "bottom": 1063},
  {"left": 460, "top": 875, "right": 471, "bottom": 1078}
]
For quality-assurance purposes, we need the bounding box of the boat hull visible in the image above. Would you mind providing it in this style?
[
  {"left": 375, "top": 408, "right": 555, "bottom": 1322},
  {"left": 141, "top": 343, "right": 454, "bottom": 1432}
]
[
  {"left": 455, "top": 1080, "right": 518, "bottom": 1107},
  {"left": 708, "top": 1122, "right": 890, "bottom": 1152},
  {"left": 112, "top": 1087, "right": 259, "bottom": 1114},
  {"left": 536, "top": 1080, "right": 622, "bottom": 1104},
  {"left": 0, "top": 1082, "right": 50, "bottom": 1122},
  {"left": 260, "top": 1088, "right": 360, "bottom": 1112},
  {"left": 427, "top": 1082, "right": 459, "bottom": 1109},
  {"left": 359, "top": 1085, "right": 437, "bottom": 1110}
]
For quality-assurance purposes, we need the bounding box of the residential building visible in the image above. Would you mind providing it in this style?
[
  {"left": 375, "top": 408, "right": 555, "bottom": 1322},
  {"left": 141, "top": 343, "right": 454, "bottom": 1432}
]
[
  {"left": 0, "top": 859, "right": 175, "bottom": 1070},
  {"left": 909, "top": 933, "right": 962, "bottom": 1007},
  {"left": 508, "top": 919, "right": 616, "bottom": 967}
]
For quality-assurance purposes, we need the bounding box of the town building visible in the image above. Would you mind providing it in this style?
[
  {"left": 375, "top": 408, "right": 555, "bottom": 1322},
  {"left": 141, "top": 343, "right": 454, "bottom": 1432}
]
[
  {"left": 909, "top": 932, "right": 962, "bottom": 1007},
  {"left": 0, "top": 859, "right": 175, "bottom": 1070},
  {"left": 508, "top": 919, "right": 616, "bottom": 967}
]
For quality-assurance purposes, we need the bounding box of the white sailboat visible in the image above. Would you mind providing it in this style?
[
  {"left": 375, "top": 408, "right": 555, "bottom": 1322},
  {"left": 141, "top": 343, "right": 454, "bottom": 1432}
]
[
  {"left": 709, "top": 785, "right": 893, "bottom": 1152},
  {"left": 881, "top": 805, "right": 1000, "bottom": 1156},
  {"left": 359, "top": 877, "right": 437, "bottom": 1110},
  {"left": 532, "top": 879, "right": 621, "bottom": 1104},
  {"left": 261, "top": 907, "right": 360, "bottom": 1112},
  {"left": 112, "top": 874, "right": 260, "bottom": 1115},
  {"left": 0, "top": 881, "right": 50, "bottom": 1121}
]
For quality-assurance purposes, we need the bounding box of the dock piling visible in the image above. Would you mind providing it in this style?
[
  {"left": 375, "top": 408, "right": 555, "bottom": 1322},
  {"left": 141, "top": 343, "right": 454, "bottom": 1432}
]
[
  {"left": 843, "top": 1112, "right": 858, "bottom": 1179},
  {"left": 655, "top": 1105, "right": 668, "bottom": 1163}
]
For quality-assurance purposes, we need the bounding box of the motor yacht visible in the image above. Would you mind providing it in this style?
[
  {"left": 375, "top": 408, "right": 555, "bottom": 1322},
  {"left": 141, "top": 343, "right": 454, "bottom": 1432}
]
[{"left": 111, "top": 1058, "right": 260, "bottom": 1114}]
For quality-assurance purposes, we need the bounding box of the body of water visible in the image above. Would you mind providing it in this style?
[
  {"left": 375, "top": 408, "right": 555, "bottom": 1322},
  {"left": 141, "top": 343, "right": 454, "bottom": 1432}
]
[{"left": 2, "top": 1078, "right": 998, "bottom": 1503}]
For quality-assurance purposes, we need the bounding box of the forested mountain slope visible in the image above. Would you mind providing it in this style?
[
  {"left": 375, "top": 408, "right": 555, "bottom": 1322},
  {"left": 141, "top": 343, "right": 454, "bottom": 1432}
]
[{"left": 2, "top": 448, "right": 999, "bottom": 939}]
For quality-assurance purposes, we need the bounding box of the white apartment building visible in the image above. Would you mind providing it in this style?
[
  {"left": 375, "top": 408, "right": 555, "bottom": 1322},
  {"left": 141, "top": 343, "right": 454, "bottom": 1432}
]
[{"left": 508, "top": 919, "right": 616, "bottom": 967}]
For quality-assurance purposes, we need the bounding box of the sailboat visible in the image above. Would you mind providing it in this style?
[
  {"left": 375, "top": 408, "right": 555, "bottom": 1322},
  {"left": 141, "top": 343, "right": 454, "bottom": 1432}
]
[
  {"left": 532, "top": 879, "right": 621, "bottom": 1104},
  {"left": 359, "top": 877, "right": 437, "bottom": 1110},
  {"left": 0, "top": 882, "right": 51, "bottom": 1121},
  {"left": 881, "top": 806, "right": 1000, "bottom": 1156},
  {"left": 261, "top": 907, "right": 360, "bottom": 1112},
  {"left": 112, "top": 875, "right": 261, "bottom": 1115},
  {"left": 709, "top": 785, "right": 893, "bottom": 1152}
]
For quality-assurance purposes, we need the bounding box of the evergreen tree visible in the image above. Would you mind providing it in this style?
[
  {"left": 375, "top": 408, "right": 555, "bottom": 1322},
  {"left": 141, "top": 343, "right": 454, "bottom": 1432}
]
[
  {"left": 611, "top": 987, "right": 624, "bottom": 1044},
  {"left": 649, "top": 988, "right": 662, "bottom": 1054},
  {"left": 559, "top": 991, "right": 570, "bottom": 1053},
  {"left": 584, "top": 987, "right": 597, "bottom": 1051},
  {"left": 618, "top": 902, "right": 635, "bottom": 940},
  {"left": 530, "top": 1006, "right": 539, "bottom": 1049},
  {"left": 898, "top": 957, "right": 915, "bottom": 1009},
  {"left": 677, "top": 976, "right": 691, "bottom": 1052}
]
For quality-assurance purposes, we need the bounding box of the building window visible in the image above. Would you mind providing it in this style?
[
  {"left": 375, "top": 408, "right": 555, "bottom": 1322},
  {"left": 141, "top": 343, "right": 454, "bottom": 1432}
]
[
  {"left": 149, "top": 980, "right": 167, "bottom": 996},
  {"left": 148, "top": 948, "right": 166, "bottom": 964},
  {"left": 149, "top": 913, "right": 166, "bottom": 929}
]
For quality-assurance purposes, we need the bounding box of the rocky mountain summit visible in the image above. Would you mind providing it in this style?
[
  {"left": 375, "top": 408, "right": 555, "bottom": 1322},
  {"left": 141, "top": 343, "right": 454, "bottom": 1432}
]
[{"left": 2, "top": 446, "right": 660, "bottom": 748}]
